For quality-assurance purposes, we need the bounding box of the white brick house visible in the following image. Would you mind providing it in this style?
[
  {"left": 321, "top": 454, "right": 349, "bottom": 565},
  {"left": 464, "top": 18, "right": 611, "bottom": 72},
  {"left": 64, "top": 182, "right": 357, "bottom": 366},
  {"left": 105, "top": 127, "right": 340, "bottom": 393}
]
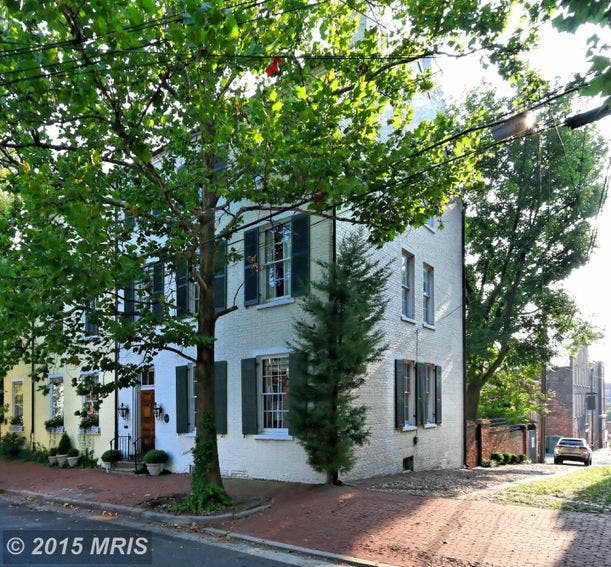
[{"left": 117, "top": 200, "right": 465, "bottom": 482}]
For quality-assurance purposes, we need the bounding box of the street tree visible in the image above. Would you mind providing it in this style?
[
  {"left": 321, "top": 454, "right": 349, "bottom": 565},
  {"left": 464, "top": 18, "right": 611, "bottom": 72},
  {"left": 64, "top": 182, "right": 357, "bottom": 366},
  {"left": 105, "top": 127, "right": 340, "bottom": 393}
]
[
  {"left": 0, "top": 0, "right": 562, "bottom": 508},
  {"left": 464, "top": 94, "right": 608, "bottom": 420},
  {"left": 289, "top": 231, "right": 390, "bottom": 485}
]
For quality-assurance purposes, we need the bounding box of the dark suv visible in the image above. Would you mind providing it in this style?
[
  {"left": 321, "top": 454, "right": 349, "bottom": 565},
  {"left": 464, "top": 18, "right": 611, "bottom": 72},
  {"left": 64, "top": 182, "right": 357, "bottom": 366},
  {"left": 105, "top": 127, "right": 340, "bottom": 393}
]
[{"left": 553, "top": 438, "right": 593, "bottom": 466}]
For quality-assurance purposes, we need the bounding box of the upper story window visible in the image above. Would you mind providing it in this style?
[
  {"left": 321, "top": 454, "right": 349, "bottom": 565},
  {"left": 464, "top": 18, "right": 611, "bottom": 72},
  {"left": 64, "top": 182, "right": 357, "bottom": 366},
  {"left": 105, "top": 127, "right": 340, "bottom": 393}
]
[
  {"left": 84, "top": 299, "right": 98, "bottom": 338},
  {"left": 425, "top": 364, "right": 436, "bottom": 424},
  {"left": 402, "top": 361, "right": 416, "bottom": 427},
  {"left": 261, "top": 355, "right": 290, "bottom": 432},
  {"left": 141, "top": 367, "right": 155, "bottom": 388},
  {"left": 80, "top": 373, "right": 99, "bottom": 417},
  {"left": 261, "top": 223, "right": 292, "bottom": 302},
  {"left": 124, "top": 261, "right": 164, "bottom": 322},
  {"left": 401, "top": 252, "right": 415, "bottom": 319},
  {"left": 423, "top": 264, "right": 434, "bottom": 325}
]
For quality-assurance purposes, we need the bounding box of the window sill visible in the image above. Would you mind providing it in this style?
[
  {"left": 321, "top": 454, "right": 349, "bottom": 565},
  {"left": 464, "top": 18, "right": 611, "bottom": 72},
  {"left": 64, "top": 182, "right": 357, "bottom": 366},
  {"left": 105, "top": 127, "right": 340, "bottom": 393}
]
[
  {"left": 422, "top": 322, "right": 436, "bottom": 330},
  {"left": 402, "top": 424, "right": 417, "bottom": 432},
  {"left": 256, "top": 297, "right": 295, "bottom": 310},
  {"left": 424, "top": 422, "right": 437, "bottom": 429},
  {"left": 401, "top": 315, "right": 417, "bottom": 324},
  {"left": 78, "top": 427, "right": 101, "bottom": 435},
  {"left": 254, "top": 432, "right": 294, "bottom": 441},
  {"left": 424, "top": 223, "right": 436, "bottom": 234}
]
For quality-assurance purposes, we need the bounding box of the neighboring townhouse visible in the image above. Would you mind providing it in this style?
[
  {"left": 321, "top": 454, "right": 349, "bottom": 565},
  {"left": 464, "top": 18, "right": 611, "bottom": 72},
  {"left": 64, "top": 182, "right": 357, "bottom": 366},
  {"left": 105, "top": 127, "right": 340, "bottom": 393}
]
[
  {"left": 116, "top": 200, "right": 465, "bottom": 482},
  {"left": 546, "top": 348, "right": 606, "bottom": 449},
  {"left": 1, "top": 358, "right": 115, "bottom": 458}
]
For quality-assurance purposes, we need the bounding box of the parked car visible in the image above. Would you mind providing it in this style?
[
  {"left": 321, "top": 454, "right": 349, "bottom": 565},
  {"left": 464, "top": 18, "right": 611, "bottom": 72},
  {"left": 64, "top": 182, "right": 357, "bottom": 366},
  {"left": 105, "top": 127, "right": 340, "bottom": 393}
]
[{"left": 553, "top": 438, "right": 592, "bottom": 466}]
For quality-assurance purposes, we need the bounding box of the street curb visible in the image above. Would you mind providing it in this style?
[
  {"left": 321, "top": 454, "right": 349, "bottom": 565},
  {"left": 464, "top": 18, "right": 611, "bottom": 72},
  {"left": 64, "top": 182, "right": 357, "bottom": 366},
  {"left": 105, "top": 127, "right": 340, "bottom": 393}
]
[
  {"left": 2, "top": 488, "right": 270, "bottom": 525},
  {"left": 205, "top": 527, "right": 400, "bottom": 567}
]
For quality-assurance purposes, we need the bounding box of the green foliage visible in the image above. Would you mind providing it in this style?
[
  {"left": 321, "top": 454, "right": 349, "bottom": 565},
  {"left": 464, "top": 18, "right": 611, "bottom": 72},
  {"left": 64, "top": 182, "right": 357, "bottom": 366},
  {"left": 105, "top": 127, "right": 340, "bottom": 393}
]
[
  {"left": 79, "top": 415, "right": 99, "bottom": 429},
  {"left": 44, "top": 415, "right": 64, "bottom": 429},
  {"left": 480, "top": 459, "right": 496, "bottom": 468},
  {"left": 18, "top": 441, "right": 49, "bottom": 463},
  {"left": 463, "top": 92, "right": 608, "bottom": 419},
  {"left": 289, "top": 231, "right": 390, "bottom": 483},
  {"left": 0, "top": 433, "right": 25, "bottom": 457},
  {"left": 171, "top": 485, "right": 231, "bottom": 515},
  {"left": 57, "top": 433, "right": 72, "bottom": 454},
  {"left": 100, "top": 449, "right": 123, "bottom": 463},
  {"left": 9, "top": 415, "right": 23, "bottom": 426},
  {"left": 0, "top": 403, "right": 8, "bottom": 423},
  {"left": 143, "top": 449, "right": 169, "bottom": 464},
  {"left": 67, "top": 448, "right": 80, "bottom": 457},
  {"left": 78, "top": 448, "right": 98, "bottom": 468},
  {"left": 48, "top": 447, "right": 58, "bottom": 456}
]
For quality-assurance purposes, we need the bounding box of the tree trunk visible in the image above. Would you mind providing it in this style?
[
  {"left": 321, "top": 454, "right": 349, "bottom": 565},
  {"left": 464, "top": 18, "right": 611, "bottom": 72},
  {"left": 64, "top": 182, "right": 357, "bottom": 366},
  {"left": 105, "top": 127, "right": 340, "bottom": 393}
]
[{"left": 465, "top": 380, "right": 482, "bottom": 421}]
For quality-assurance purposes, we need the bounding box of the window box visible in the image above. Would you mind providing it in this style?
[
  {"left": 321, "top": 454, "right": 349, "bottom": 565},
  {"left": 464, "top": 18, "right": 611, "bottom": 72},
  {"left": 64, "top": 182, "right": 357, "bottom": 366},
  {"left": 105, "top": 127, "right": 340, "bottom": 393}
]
[
  {"left": 78, "top": 426, "right": 100, "bottom": 435},
  {"left": 46, "top": 426, "right": 65, "bottom": 434},
  {"left": 8, "top": 425, "right": 24, "bottom": 433}
]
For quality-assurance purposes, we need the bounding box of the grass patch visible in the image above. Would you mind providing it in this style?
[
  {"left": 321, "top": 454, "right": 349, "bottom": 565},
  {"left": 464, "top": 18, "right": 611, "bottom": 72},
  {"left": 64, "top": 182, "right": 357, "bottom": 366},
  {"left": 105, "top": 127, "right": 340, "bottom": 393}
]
[{"left": 488, "top": 466, "right": 611, "bottom": 513}]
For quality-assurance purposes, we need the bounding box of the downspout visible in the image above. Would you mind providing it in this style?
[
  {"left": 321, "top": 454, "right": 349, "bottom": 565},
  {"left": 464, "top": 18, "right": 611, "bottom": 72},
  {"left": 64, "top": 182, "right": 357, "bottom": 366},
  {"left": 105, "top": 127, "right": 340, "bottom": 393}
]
[
  {"left": 332, "top": 205, "right": 337, "bottom": 264},
  {"left": 461, "top": 200, "right": 467, "bottom": 468}
]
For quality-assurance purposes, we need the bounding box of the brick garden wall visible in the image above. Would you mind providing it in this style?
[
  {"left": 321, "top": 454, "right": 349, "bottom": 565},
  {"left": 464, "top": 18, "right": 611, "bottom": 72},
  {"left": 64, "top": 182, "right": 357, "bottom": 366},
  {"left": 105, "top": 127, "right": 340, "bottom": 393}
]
[{"left": 466, "top": 419, "right": 530, "bottom": 466}]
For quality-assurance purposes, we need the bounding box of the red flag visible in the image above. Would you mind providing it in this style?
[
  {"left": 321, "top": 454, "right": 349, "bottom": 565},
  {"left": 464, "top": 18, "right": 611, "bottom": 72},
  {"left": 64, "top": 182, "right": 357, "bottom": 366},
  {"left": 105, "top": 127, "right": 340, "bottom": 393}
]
[{"left": 266, "top": 56, "right": 281, "bottom": 77}]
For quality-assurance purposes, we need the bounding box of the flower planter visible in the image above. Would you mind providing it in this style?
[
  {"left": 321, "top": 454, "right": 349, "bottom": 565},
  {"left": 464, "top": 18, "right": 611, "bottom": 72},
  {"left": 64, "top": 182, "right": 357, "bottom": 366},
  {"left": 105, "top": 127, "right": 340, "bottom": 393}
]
[
  {"left": 48, "top": 455, "right": 58, "bottom": 465},
  {"left": 101, "top": 461, "right": 113, "bottom": 473},
  {"left": 78, "top": 426, "right": 100, "bottom": 435},
  {"left": 8, "top": 425, "right": 24, "bottom": 433},
  {"left": 56, "top": 454, "right": 67, "bottom": 466},
  {"left": 67, "top": 456, "right": 79, "bottom": 467},
  {"left": 46, "top": 426, "right": 65, "bottom": 434},
  {"left": 145, "top": 463, "right": 164, "bottom": 476}
]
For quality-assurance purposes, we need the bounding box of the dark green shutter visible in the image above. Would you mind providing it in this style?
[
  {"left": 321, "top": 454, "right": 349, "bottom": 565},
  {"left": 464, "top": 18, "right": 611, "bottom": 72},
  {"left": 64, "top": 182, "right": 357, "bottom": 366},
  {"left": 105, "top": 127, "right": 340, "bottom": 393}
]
[
  {"left": 288, "top": 352, "right": 307, "bottom": 435},
  {"left": 152, "top": 261, "right": 164, "bottom": 321},
  {"left": 416, "top": 362, "right": 426, "bottom": 427},
  {"left": 244, "top": 229, "right": 259, "bottom": 306},
  {"left": 435, "top": 365, "right": 442, "bottom": 425},
  {"left": 124, "top": 282, "right": 136, "bottom": 322},
  {"left": 395, "top": 360, "right": 406, "bottom": 429},
  {"left": 241, "top": 358, "right": 258, "bottom": 434},
  {"left": 291, "top": 214, "right": 310, "bottom": 297},
  {"left": 215, "top": 361, "right": 228, "bottom": 434},
  {"left": 176, "top": 365, "right": 189, "bottom": 434},
  {"left": 176, "top": 257, "right": 188, "bottom": 317},
  {"left": 214, "top": 241, "right": 227, "bottom": 312}
]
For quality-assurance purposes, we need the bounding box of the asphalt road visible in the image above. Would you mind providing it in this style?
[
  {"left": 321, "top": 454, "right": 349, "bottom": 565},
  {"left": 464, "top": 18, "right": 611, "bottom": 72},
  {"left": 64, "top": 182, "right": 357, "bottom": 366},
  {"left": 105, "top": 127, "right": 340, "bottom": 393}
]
[{"left": 0, "top": 500, "right": 317, "bottom": 567}]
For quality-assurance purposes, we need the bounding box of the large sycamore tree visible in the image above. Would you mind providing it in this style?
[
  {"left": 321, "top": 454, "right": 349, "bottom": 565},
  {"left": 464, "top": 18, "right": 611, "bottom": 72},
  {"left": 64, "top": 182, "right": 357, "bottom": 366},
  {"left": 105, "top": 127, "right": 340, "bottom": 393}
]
[
  {"left": 464, "top": 95, "right": 608, "bottom": 420},
  {"left": 0, "top": 0, "right": 557, "bottom": 507}
]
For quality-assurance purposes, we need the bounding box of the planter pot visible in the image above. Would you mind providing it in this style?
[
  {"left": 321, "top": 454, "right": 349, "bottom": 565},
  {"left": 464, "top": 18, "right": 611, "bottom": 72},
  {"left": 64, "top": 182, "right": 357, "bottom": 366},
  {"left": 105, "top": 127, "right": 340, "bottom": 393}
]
[
  {"left": 101, "top": 461, "right": 113, "bottom": 473},
  {"left": 48, "top": 455, "right": 58, "bottom": 465},
  {"left": 56, "top": 454, "right": 67, "bottom": 466},
  {"left": 8, "top": 425, "right": 24, "bottom": 433},
  {"left": 145, "top": 463, "right": 164, "bottom": 476},
  {"left": 67, "top": 456, "right": 79, "bottom": 467}
]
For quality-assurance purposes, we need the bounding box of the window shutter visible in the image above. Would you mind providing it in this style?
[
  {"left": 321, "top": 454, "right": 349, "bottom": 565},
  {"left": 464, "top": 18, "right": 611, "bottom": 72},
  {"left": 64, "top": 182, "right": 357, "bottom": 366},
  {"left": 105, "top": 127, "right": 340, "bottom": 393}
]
[
  {"left": 152, "top": 261, "right": 164, "bottom": 321},
  {"left": 175, "top": 365, "right": 189, "bottom": 434},
  {"left": 435, "top": 365, "right": 442, "bottom": 425},
  {"left": 243, "top": 229, "right": 259, "bottom": 306},
  {"left": 291, "top": 214, "right": 310, "bottom": 297},
  {"left": 214, "top": 241, "right": 227, "bottom": 312},
  {"left": 416, "top": 362, "right": 426, "bottom": 426},
  {"left": 241, "top": 358, "right": 258, "bottom": 434},
  {"left": 215, "top": 361, "right": 228, "bottom": 434},
  {"left": 288, "top": 352, "right": 307, "bottom": 435},
  {"left": 395, "top": 360, "right": 406, "bottom": 429},
  {"left": 124, "top": 282, "right": 136, "bottom": 322},
  {"left": 176, "top": 257, "right": 189, "bottom": 317}
]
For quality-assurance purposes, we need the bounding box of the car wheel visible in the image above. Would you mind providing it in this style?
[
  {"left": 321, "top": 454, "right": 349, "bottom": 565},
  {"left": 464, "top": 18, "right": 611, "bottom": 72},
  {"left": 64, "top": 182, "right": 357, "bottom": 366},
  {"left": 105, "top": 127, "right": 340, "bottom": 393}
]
[
  {"left": 554, "top": 457, "right": 562, "bottom": 465},
  {"left": 585, "top": 458, "right": 591, "bottom": 466}
]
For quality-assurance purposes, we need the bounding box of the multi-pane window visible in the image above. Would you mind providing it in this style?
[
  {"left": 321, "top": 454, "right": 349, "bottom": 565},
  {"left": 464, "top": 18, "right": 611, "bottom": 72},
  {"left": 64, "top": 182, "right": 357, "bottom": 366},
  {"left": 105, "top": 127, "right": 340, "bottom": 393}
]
[
  {"left": 401, "top": 252, "right": 415, "bottom": 319},
  {"left": 261, "top": 356, "right": 290, "bottom": 431},
  {"left": 49, "top": 377, "right": 64, "bottom": 418},
  {"left": 423, "top": 264, "right": 434, "bottom": 325},
  {"left": 402, "top": 361, "right": 416, "bottom": 427},
  {"left": 12, "top": 381, "right": 23, "bottom": 418},
  {"left": 261, "top": 223, "right": 292, "bottom": 301},
  {"left": 81, "top": 373, "right": 99, "bottom": 417},
  {"left": 141, "top": 366, "right": 155, "bottom": 387},
  {"left": 425, "top": 364, "right": 436, "bottom": 423}
]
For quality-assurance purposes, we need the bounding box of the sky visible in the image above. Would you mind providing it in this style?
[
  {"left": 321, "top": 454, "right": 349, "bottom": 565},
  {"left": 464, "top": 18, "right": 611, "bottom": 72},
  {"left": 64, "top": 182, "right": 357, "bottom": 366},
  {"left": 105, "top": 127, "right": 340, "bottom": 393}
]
[{"left": 439, "top": 22, "right": 611, "bottom": 373}]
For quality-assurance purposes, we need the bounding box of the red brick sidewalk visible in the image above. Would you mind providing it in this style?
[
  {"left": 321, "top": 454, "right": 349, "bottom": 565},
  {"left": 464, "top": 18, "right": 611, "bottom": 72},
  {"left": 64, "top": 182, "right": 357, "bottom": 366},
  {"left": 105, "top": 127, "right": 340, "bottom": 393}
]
[{"left": 1, "top": 460, "right": 609, "bottom": 567}]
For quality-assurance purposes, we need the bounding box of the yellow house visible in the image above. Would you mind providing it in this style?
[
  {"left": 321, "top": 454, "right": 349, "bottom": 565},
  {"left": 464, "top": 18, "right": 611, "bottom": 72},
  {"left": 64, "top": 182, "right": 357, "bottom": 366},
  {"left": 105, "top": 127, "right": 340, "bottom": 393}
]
[{"left": 2, "top": 359, "right": 115, "bottom": 459}]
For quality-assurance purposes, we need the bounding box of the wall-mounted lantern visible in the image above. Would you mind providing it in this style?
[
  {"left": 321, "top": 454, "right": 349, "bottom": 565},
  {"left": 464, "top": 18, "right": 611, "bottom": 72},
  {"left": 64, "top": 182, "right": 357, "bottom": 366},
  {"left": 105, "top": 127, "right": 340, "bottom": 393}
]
[
  {"left": 152, "top": 402, "right": 163, "bottom": 420},
  {"left": 117, "top": 403, "right": 129, "bottom": 420}
]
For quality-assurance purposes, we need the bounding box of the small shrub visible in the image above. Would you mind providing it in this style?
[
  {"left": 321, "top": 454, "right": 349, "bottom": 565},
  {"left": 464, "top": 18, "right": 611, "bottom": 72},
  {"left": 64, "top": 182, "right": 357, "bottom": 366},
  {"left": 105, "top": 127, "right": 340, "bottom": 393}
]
[
  {"left": 100, "top": 449, "right": 122, "bottom": 463},
  {"left": 67, "top": 448, "right": 79, "bottom": 457},
  {"left": 502, "top": 452, "right": 513, "bottom": 464},
  {"left": 170, "top": 485, "right": 232, "bottom": 515},
  {"left": 57, "top": 433, "right": 72, "bottom": 454},
  {"left": 143, "top": 449, "right": 169, "bottom": 464},
  {"left": 491, "top": 452, "right": 504, "bottom": 464},
  {"left": 79, "top": 448, "right": 98, "bottom": 468},
  {"left": 517, "top": 454, "right": 527, "bottom": 463},
  {"left": 49, "top": 447, "right": 58, "bottom": 456},
  {"left": 0, "top": 433, "right": 26, "bottom": 457},
  {"left": 509, "top": 453, "right": 520, "bottom": 464},
  {"left": 20, "top": 442, "right": 49, "bottom": 463},
  {"left": 481, "top": 459, "right": 496, "bottom": 468},
  {"left": 9, "top": 415, "right": 23, "bottom": 426}
]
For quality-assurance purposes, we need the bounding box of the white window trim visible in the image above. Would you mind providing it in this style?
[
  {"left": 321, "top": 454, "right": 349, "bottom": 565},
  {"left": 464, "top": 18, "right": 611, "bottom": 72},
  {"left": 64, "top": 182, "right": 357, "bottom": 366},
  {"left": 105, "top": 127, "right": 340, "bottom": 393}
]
[
  {"left": 80, "top": 371, "right": 100, "bottom": 417},
  {"left": 48, "top": 375, "right": 64, "bottom": 419},
  {"left": 425, "top": 364, "right": 436, "bottom": 425},
  {"left": 141, "top": 366, "right": 155, "bottom": 391},
  {"left": 423, "top": 264, "right": 435, "bottom": 326},
  {"left": 401, "top": 315, "right": 417, "bottom": 324},
  {"left": 256, "top": 297, "right": 295, "bottom": 310},
  {"left": 402, "top": 361, "right": 416, "bottom": 429},
  {"left": 12, "top": 379, "right": 24, "bottom": 418},
  {"left": 259, "top": 221, "right": 292, "bottom": 303},
  {"left": 83, "top": 298, "right": 99, "bottom": 339},
  {"left": 401, "top": 251, "right": 415, "bottom": 320},
  {"left": 424, "top": 217, "right": 436, "bottom": 233},
  {"left": 259, "top": 353, "right": 290, "bottom": 434}
]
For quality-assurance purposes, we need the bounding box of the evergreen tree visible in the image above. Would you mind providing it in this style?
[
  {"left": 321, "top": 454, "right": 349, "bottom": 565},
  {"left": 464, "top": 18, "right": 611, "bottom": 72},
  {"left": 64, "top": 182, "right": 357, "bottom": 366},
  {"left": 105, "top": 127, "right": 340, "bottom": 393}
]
[{"left": 289, "top": 231, "right": 390, "bottom": 485}]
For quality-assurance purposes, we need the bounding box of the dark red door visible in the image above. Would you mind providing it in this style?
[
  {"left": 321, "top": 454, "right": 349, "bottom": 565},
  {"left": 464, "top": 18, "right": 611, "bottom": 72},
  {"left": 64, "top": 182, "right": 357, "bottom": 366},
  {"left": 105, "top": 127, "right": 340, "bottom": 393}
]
[{"left": 140, "top": 390, "right": 155, "bottom": 454}]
